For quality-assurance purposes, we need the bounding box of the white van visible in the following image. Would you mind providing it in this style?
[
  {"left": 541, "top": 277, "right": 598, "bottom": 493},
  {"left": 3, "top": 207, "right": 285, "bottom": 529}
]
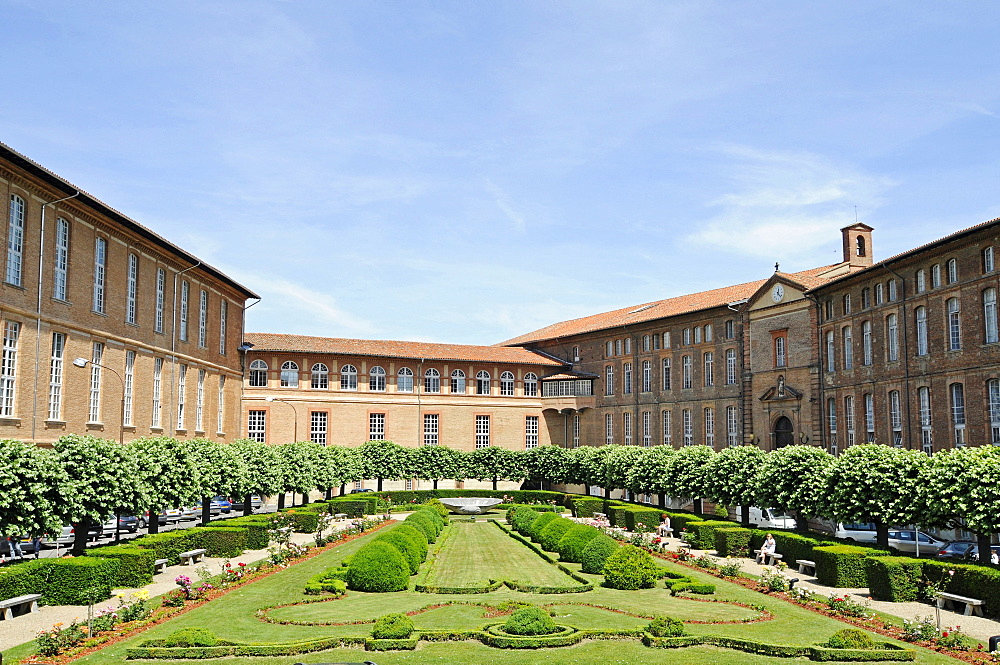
[{"left": 734, "top": 507, "right": 797, "bottom": 530}]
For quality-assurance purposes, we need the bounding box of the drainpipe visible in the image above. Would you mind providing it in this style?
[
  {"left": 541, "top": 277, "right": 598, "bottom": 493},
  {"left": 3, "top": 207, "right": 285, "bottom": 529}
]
[
  {"left": 31, "top": 190, "right": 79, "bottom": 443},
  {"left": 237, "top": 297, "right": 261, "bottom": 438},
  {"left": 882, "top": 264, "right": 913, "bottom": 449},
  {"left": 727, "top": 299, "right": 749, "bottom": 449},
  {"left": 804, "top": 293, "right": 824, "bottom": 450}
]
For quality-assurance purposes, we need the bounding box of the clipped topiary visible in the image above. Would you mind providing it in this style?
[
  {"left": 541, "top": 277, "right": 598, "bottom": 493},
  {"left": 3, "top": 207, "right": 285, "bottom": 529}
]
[
  {"left": 163, "top": 627, "right": 218, "bottom": 647},
  {"left": 371, "top": 612, "right": 414, "bottom": 639},
  {"left": 556, "top": 524, "right": 601, "bottom": 563},
  {"left": 580, "top": 533, "right": 620, "bottom": 574},
  {"left": 502, "top": 605, "right": 558, "bottom": 636},
  {"left": 375, "top": 528, "right": 426, "bottom": 574},
  {"left": 602, "top": 543, "right": 659, "bottom": 590},
  {"left": 416, "top": 505, "right": 445, "bottom": 529},
  {"left": 538, "top": 517, "right": 575, "bottom": 552},
  {"left": 510, "top": 506, "right": 538, "bottom": 533},
  {"left": 404, "top": 512, "right": 438, "bottom": 542},
  {"left": 423, "top": 499, "right": 450, "bottom": 521},
  {"left": 647, "top": 615, "right": 686, "bottom": 637},
  {"left": 346, "top": 541, "right": 411, "bottom": 592},
  {"left": 825, "top": 628, "right": 875, "bottom": 649},
  {"left": 526, "top": 511, "right": 560, "bottom": 541}
]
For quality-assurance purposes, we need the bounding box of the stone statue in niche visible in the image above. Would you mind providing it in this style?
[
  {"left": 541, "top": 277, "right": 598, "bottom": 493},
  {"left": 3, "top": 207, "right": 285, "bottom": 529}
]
[{"left": 777, "top": 375, "right": 785, "bottom": 398}]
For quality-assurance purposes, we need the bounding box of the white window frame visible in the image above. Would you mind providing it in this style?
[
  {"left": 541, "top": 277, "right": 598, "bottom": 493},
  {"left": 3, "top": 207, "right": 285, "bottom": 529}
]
[
  {"left": 369, "top": 412, "right": 385, "bottom": 440},
  {"left": 662, "top": 410, "right": 672, "bottom": 446},
  {"left": 947, "top": 258, "right": 958, "bottom": 284},
  {"left": 397, "top": 367, "right": 414, "bottom": 393},
  {"left": 280, "top": 361, "right": 299, "bottom": 388},
  {"left": 605, "top": 365, "right": 614, "bottom": 395},
  {"left": 726, "top": 348, "right": 737, "bottom": 385},
  {"left": 682, "top": 355, "right": 692, "bottom": 389},
  {"left": 623, "top": 362, "right": 632, "bottom": 394},
  {"left": 641, "top": 360, "right": 651, "bottom": 393},
  {"left": 88, "top": 341, "right": 103, "bottom": 423},
  {"left": 826, "top": 330, "right": 835, "bottom": 372},
  {"left": 642, "top": 410, "right": 651, "bottom": 447},
  {"left": 48, "top": 332, "right": 65, "bottom": 421},
  {"left": 124, "top": 349, "right": 135, "bottom": 427},
  {"left": 951, "top": 382, "right": 966, "bottom": 447},
  {"left": 476, "top": 370, "right": 490, "bottom": 395},
  {"left": 887, "top": 314, "right": 899, "bottom": 361},
  {"left": 53, "top": 218, "right": 69, "bottom": 301},
  {"left": 155, "top": 268, "right": 166, "bottom": 333},
  {"left": 217, "top": 375, "right": 226, "bottom": 434},
  {"left": 623, "top": 411, "right": 632, "bottom": 445},
  {"left": 425, "top": 368, "right": 441, "bottom": 393},
  {"left": 704, "top": 352, "right": 714, "bottom": 386},
  {"left": 931, "top": 263, "right": 941, "bottom": 288},
  {"left": 248, "top": 359, "right": 267, "bottom": 387},
  {"left": 889, "top": 389, "right": 902, "bottom": 446},
  {"left": 6, "top": 195, "right": 24, "bottom": 286},
  {"left": 864, "top": 393, "right": 875, "bottom": 442},
  {"left": 947, "top": 298, "right": 961, "bottom": 351},
  {"left": 152, "top": 357, "right": 163, "bottom": 428},
  {"left": 341, "top": 364, "right": 358, "bottom": 391},
  {"left": 726, "top": 406, "right": 739, "bottom": 446},
  {"left": 450, "top": 369, "right": 465, "bottom": 394},
  {"left": 126, "top": 253, "right": 138, "bottom": 324},
  {"left": 247, "top": 410, "right": 266, "bottom": 443},
  {"left": 985, "top": 288, "right": 999, "bottom": 344},
  {"left": 704, "top": 407, "right": 714, "bottom": 447},
  {"left": 525, "top": 415, "right": 539, "bottom": 449},
  {"left": 499, "top": 371, "right": 514, "bottom": 396},
  {"left": 179, "top": 280, "right": 189, "bottom": 342},
  {"left": 989, "top": 379, "right": 1000, "bottom": 445},
  {"left": 195, "top": 368, "right": 205, "bottom": 431},
  {"left": 862, "top": 320, "right": 872, "bottom": 366},
  {"left": 916, "top": 306, "right": 928, "bottom": 356},
  {"left": 842, "top": 326, "right": 853, "bottom": 370},
  {"left": 524, "top": 372, "right": 538, "bottom": 397},
  {"left": 311, "top": 363, "right": 329, "bottom": 389},
  {"left": 682, "top": 408, "right": 692, "bottom": 446},
  {"left": 424, "top": 413, "right": 439, "bottom": 446},
  {"left": 176, "top": 364, "right": 187, "bottom": 430},
  {"left": 919, "top": 386, "right": 933, "bottom": 454},
  {"left": 605, "top": 412, "right": 613, "bottom": 445},
  {"left": 219, "top": 300, "right": 227, "bottom": 355},
  {"left": 844, "top": 395, "right": 855, "bottom": 447},
  {"left": 369, "top": 366, "right": 385, "bottom": 391},
  {"left": 92, "top": 237, "right": 107, "bottom": 313},
  {"left": 310, "top": 411, "right": 328, "bottom": 445},
  {"left": 198, "top": 289, "right": 208, "bottom": 347},
  {"left": 0, "top": 321, "right": 20, "bottom": 417},
  {"left": 572, "top": 414, "right": 580, "bottom": 448},
  {"left": 662, "top": 357, "right": 671, "bottom": 390},
  {"left": 475, "top": 415, "right": 490, "bottom": 448}
]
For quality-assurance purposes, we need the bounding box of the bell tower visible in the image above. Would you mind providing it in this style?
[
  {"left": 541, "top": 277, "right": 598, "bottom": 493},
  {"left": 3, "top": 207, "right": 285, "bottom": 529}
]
[{"left": 841, "top": 223, "right": 874, "bottom": 268}]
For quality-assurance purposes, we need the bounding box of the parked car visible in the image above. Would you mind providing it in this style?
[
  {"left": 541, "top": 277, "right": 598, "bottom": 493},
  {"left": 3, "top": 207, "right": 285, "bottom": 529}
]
[
  {"left": 100, "top": 516, "right": 140, "bottom": 535},
  {"left": 734, "top": 506, "right": 797, "bottom": 530},
  {"left": 179, "top": 506, "right": 199, "bottom": 521},
  {"left": 139, "top": 509, "right": 182, "bottom": 527},
  {"left": 936, "top": 541, "right": 978, "bottom": 561},
  {"left": 970, "top": 545, "right": 1000, "bottom": 564},
  {"left": 886, "top": 530, "right": 948, "bottom": 555},
  {"left": 50, "top": 524, "right": 103, "bottom": 547},
  {"left": 228, "top": 495, "right": 264, "bottom": 512},
  {"left": 834, "top": 522, "right": 877, "bottom": 544},
  {"left": 349, "top": 488, "right": 375, "bottom": 494},
  {"left": 210, "top": 496, "right": 233, "bottom": 514}
]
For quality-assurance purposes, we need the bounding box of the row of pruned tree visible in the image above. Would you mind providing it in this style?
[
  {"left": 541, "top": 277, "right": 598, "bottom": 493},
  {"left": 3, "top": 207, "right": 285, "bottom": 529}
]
[{"left": 3, "top": 436, "right": 997, "bottom": 561}]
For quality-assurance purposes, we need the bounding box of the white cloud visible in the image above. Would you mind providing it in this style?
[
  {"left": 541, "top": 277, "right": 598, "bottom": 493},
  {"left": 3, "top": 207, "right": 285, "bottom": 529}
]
[
  {"left": 240, "top": 275, "right": 374, "bottom": 337},
  {"left": 484, "top": 179, "right": 527, "bottom": 233}
]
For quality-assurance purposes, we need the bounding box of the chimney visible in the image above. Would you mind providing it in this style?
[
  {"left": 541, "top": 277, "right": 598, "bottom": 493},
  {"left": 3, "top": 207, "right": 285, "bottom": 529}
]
[{"left": 841, "top": 223, "right": 874, "bottom": 268}]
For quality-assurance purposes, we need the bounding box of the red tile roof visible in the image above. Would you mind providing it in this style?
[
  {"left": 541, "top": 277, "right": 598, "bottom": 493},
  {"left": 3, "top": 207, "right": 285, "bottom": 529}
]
[
  {"left": 500, "top": 264, "right": 846, "bottom": 346},
  {"left": 244, "top": 332, "right": 567, "bottom": 366}
]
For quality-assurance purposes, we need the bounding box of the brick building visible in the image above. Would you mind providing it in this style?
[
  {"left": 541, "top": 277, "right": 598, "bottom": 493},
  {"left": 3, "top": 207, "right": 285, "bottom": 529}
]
[{"left": 0, "top": 142, "right": 257, "bottom": 445}]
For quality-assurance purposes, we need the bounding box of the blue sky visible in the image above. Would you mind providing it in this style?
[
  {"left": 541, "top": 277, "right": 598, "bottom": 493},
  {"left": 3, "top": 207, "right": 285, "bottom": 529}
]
[{"left": 4, "top": 1, "right": 999, "bottom": 344}]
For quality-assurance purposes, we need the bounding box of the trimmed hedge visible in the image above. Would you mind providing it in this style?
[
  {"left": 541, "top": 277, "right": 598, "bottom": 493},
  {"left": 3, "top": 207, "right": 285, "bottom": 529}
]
[
  {"left": 602, "top": 544, "right": 659, "bottom": 589},
  {"left": 663, "top": 511, "right": 705, "bottom": 532},
  {"left": 503, "top": 606, "right": 558, "bottom": 635},
  {"left": 526, "top": 512, "right": 560, "bottom": 541},
  {"left": 40, "top": 557, "right": 119, "bottom": 605},
  {"left": 923, "top": 560, "right": 1000, "bottom": 620},
  {"left": 304, "top": 567, "right": 348, "bottom": 595},
  {"left": 131, "top": 530, "right": 204, "bottom": 566},
  {"left": 714, "top": 527, "right": 753, "bottom": 557},
  {"left": 683, "top": 520, "right": 734, "bottom": 550},
  {"left": 0, "top": 559, "right": 49, "bottom": 602},
  {"left": 622, "top": 506, "right": 663, "bottom": 533},
  {"left": 556, "top": 524, "right": 601, "bottom": 563},
  {"left": 750, "top": 530, "right": 821, "bottom": 565},
  {"left": 813, "top": 545, "right": 888, "bottom": 588},
  {"left": 510, "top": 506, "right": 541, "bottom": 534},
  {"left": 277, "top": 510, "right": 320, "bottom": 534},
  {"left": 346, "top": 541, "right": 411, "bottom": 592},
  {"left": 572, "top": 497, "right": 604, "bottom": 518},
  {"left": 224, "top": 517, "right": 270, "bottom": 549},
  {"left": 642, "top": 634, "right": 915, "bottom": 661},
  {"left": 86, "top": 545, "right": 157, "bottom": 587},
  {"left": 325, "top": 500, "right": 370, "bottom": 518},
  {"left": 865, "top": 556, "right": 923, "bottom": 602},
  {"left": 375, "top": 527, "right": 427, "bottom": 574},
  {"left": 196, "top": 526, "right": 248, "bottom": 558},
  {"left": 372, "top": 612, "right": 414, "bottom": 639},
  {"left": 580, "top": 533, "right": 620, "bottom": 574},
  {"left": 538, "top": 518, "right": 575, "bottom": 552},
  {"left": 403, "top": 512, "right": 438, "bottom": 543}
]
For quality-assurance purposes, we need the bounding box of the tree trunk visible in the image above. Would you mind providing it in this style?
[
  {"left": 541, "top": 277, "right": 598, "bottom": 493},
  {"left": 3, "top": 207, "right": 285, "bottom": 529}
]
[
  {"left": 693, "top": 498, "right": 703, "bottom": 515},
  {"left": 148, "top": 508, "right": 159, "bottom": 534},
  {"left": 604, "top": 486, "right": 611, "bottom": 500},
  {"left": 433, "top": 479, "right": 439, "bottom": 490},
  {"left": 277, "top": 493, "right": 285, "bottom": 509},
  {"left": 325, "top": 488, "right": 332, "bottom": 500},
  {"left": 302, "top": 492, "right": 309, "bottom": 505},
  {"left": 978, "top": 532, "right": 993, "bottom": 564},
  {"left": 339, "top": 483, "right": 346, "bottom": 496},
  {"left": 875, "top": 521, "right": 890, "bottom": 549},
  {"left": 243, "top": 495, "right": 252, "bottom": 514},
  {"left": 794, "top": 511, "right": 810, "bottom": 531},
  {"left": 741, "top": 506, "right": 752, "bottom": 528},
  {"left": 658, "top": 493, "right": 666, "bottom": 509},
  {"left": 201, "top": 497, "right": 211, "bottom": 526},
  {"left": 377, "top": 477, "right": 384, "bottom": 491},
  {"left": 71, "top": 521, "right": 90, "bottom": 557},
  {"left": 492, "top": 478, "right": 498, "bottom": 491}
]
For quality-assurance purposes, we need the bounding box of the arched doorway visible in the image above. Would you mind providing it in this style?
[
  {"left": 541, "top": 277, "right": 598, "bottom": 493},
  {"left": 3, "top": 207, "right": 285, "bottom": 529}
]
[{"left": 773, "top": 416, "right": 794, "bottom": 449}]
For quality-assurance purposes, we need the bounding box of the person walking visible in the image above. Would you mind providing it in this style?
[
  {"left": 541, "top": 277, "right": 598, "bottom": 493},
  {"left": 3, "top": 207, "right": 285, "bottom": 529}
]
[
  {"left": 30, "top": 535, "right": 42, "bottom": 559},
  {"left": 7, "top": 535, "right": 24, "bottom": 561}
]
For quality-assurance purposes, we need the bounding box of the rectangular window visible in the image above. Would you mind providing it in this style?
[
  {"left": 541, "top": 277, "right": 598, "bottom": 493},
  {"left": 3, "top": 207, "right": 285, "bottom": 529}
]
[
  {"left": 864, "top": 393, "right": 875, "bottom": 442},
  {"left": 888, "top": 279, "right": 898, "bottom": 302},
  {"left": 126, "top": 253, "right": 138, "bottom": 324},
  {"left": 985, "top": 289, "right": 999, "bottom": 344},
  {"left": 725, "top": 320, "right": 735, "bottom": 339},
  {"left": 475, "top": 414, "right": 490, "bottom": 448},
  {"left": 874, "top": 283, "right": 884, "bottom": 305},
  {"left": 704, "top": 352, "right": 714, "bottom": 386},
  {"left": 889, "top": 390, "right": 902, "bottom": 446},
  {"left": 916, "top": 307, "right": 928, "bottom": 355},
  {"left": 623, "top": 411, "right": 632, "bottom": 445},
  {"left": 124, "top": 350, "right": 135, "bottom": 426},
  {"left": 861, "top": 287, "right": 871, "bottom": 309},
  {"left": 642, "top": 335, "right": 650, "bottom": 352},
  {"left": 247, "top": 410, "right": 266, "bottom": 442},
  {"left": 605, "top": 413, "right": 613, "bottom": 445},
  {"left": 525, "top": 415, "right": 539, "bottom": 449},
  {"left": 682, "top": 409, "right": 693, "bottom": 446},
  {"left": 919, "top": 386, "right": 933, "bottom": 454},
  {"left": 605, "top": 365, "right": 614, "bottom": 395},
  {"left": 774, "top": 336, "right": 786, "bottom": 368},
  {"left": 88, "top": 342, "right": 103, "bottom": 422},
  {"left": 623, "top": 362, "right": 632, "bottom": 394},
  {"left": 6, "top": 195, "right": 24, "bottom": 286},
  {"left": 310, "top": 411, "right": 328, "bottom": 445},
  {"left": 642, "top": 411, "right": 651, "bottom": 447},
  {"left": 624, "top": 337, "right": 631, "bottom": 354},
  {"left": 844, "top": 395, "right": 855, "bottom": 447},
  {"left": 179, "top": 280, "right": 189, "bottom": 342},
  {"left": 424, "top": 413, "right": 439, "bottom": 446},
  {"left": 155, "top": 268, "right": 166, "bottom": 333},
  {"left": 662, "top": 410, "right": 672, "bottom": 446},
  {"left": 615, "top": 339, "right": 622, "bottom": 355},
  {"left": 219, "top": 300, "right": 228, "bottom": 355},
  {"left": 990, "top": 380, "right": 1000, "bottom": 445},
  {"left": 842, "top": 327, "right": 853, "bottom": 369},
  {"left": 663, "top": 331, "right": 671, "bottom": 348},
  {"left": 48, "top": 332, "right": 65, "bottom": 420},
  {"left": 726, "top": 348, "right": 737, "bottom": 385},
  {"left": 951, "top": 383, "right": 966, "bottom": 447},
  {"left": 948, "top": 298, "right": 961, "bottom": 351},
  {"left": 195, "top": 369, "right": 205, "bottom": 431},
  {"left": 641, "top": 360, "right": 651, "bottom": 392},
  {"left": 198, "top": 290, "right": 208, "bottom": 347},
  {"left": 704, "top": 407, "right": 715, "bottom": 447},
  {"left": 662, "top": 357, "right": 671, "bottom": 390},
  {"left": 572, "top": 414, "right": 580, "bottom": 448},
  {"left": 151, "top": 357, "right": 163, "bottom": 428},
  {"left": 369, "top": 413, "right": 385, "bottom": 440},
  {"left": 843, "top": 294, "right": 851, "bottom": 315},
  {"left": 827, "top": 397, "right": 837, "bottom": 441},
  {"left": 0, "top": 321, "right": 20, "bottom": 416},
  {"left": 704, "top": 324, "right": 713, "bottom": 342},
  {"left": 726, "top": 406, "right": 739, "bottom": 446},
  {"left": 53, "top": 218, "right": 69, "bottom": 300},
  {"left": 916, "top": 269, "right": 926, "bottom": 293},
  {"left": 606, "top": 341, "right": 613, "bottom": 357},
  {"left": 826, "top": 330, "right": 835, "bottom": 372},
  {"left": 92, "top": 237, "right": 106, "bottom": 313},
  {"left": 217, "top": 375, "right": 226, "bottom": 434},
  {"left": 176, "top": 364, "right": 187, "bottom": 430},
  {"left": 694, "top": 327, "right": 702, "bottom": 344},
  {"left": 682, "top": 355, "right": 692, "bottom": 389},
  {"left": 683, "top": 328, "right": 691, "bottom": 345},
  {"left": 887, "top": 314, "right": 899, "bottom": 361},
  {"left": 862, "top": 321, "right": 872, "bottom": 366},
  {"left": 947, "top": 258, "right": 958, "bottom": 284},
  {"left": 931, "top": 264, "right": 941, "bottom": 288}
]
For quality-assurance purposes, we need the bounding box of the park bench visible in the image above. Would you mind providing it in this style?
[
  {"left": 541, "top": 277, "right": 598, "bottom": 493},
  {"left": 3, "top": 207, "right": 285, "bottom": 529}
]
[
  {"left": 334, "top": 513, "right": 348, "bottom": 520},
  {"left": 754, "top": 549, "right": 783, "bottom": 566},
  {"left": 0, "top": 593, "right": 42, "bottom": 620},
  {"left": 936, "top": 591, "right": 985, "bottom": 616},
  {"left": 796, "top": 559, "right": 816, "bottom": 576},
  {"left": 178, "top": 548, "right": 206, "bottom": 565},
  {"left": 593, "top": 512, "right": 607, "bottom": 520},
  {"left": 153, "top": 558, "right": 169, "bottom": 574}
]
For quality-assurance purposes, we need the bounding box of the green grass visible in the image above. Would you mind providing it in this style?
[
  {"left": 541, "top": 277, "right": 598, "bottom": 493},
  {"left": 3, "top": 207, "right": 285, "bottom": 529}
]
[
  {"left": 40, "top": 519, "right": 959, "bottom": 665},
  {"left": 422, "top": 520, "right": 580, "bottom": 588}
]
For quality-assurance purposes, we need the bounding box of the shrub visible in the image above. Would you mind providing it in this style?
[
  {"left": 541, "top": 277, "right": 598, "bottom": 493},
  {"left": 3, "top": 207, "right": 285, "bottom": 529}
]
[
  {"left": 602, "top": 543, "right": 659, "bottom": 590},
  {"left": 556, "top": 524, "right": 601, "bottom": 563},
  {"left": 813, "top": 545, "right": 888, "bottom": 588},
  {"left": 526, "top": 512, "right": 560, "bottom": 541},
  {"left": 749, "top": 531, "right": 820, "bottom": 564},
  {"left": 132, "top": 530, "right": 203, "bottom": 565},
  {"left": 0, "top": 559, "right": 48, "bottom": 601},
  {"left": 502, "top": 606, "right": 558, "bottom": 636},
  {"left": 163, "top": 627, "right": 219, "bottom": 647},
  {"left": 580, "top": 534, "right": 620, "bottom": 574},
  {"left": 224, "top": 517, "right": 270, "bottom": 549},
  {"left": 647, "top": 615, "right": 686, "bottom": 637},
  {"left": 608, "top": 505, "right": 631, "bottom": 528},
  {"left": 277, "top": 510, "right": 320, "bottom": 533},
  {"left": 346, "top": 541, "right": 411, "bottom": 592},
  {"left": 196, "top": 526, "right": 248, "bottom": 558},
  {"left": 85, "top": 545, "right": 156, "bottom": 588},
  {"left": 375, "top": 527, "right": 427, "bottom": 574},
  {"left": 422, "top": 499, "right": 450, "bottom": 520},
  {"left": 326, "top": 500, "right": 370, "bottom": 518},
  {"left": 662, "top": 511, "right": 704, "bottom": 531},
  {"left": 623, "top": 507, "right": 663, "bottom": 533},
  {"left": 40, "top": 557, "right": 119, "bottom": 605},
  {"left": 510, "top": 506, "right": 539, "bottom": 534},
  {"left": 714, "top": 527, "right": 753, "bottom": 557},
  {"left": 865, "top": 556, "right": 922, "bottom": 602},
  {"left": 923, "top": 560, "right": 1000, "bottom": 619},
  {"left": 415, "top": 505, "right": 446, "bottom": 529},
  {"left": 572, "top": 497, "right": 604, "bottom": 518},
  {"left": 538, "top": 518, "right": 575, "bottom": 552},
  {"left": 825, "top": 628, "right": 875, "bottom": 650},
  {"left": 684, "top": 520, "right": 735, "bottom": 550},
  {"left": 403, "top": 512, "right": 438, "bottom": 543},
  {"left": 371, "top": 613, "right": 414, "bottom": 639}
]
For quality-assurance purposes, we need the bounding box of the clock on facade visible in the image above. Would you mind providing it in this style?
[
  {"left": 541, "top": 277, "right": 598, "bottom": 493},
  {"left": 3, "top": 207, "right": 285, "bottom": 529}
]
[{"left": 771, "top": 284, "right": 784, "bottom": 302}]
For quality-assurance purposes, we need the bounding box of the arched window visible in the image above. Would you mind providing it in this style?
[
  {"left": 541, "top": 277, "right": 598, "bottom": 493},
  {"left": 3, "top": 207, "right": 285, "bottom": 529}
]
[
  {"left": 311, "top": 363, "right": 328, "bottom": 389},
  {"left": 947, "top": 298, "right": 961, "bottom": 351},
  {"left": 915, "top": 306, "right": 928, "bottom": 355},
  {"left": 861, "top": 320, "right": 872, "bottom": 366},
  {"left": 397, "top": 367, "right": 414, "bottom": 393},
  {"left": 369, "top": 366, "right": 385, "bottom": 392},
  {"left": 915, "top": 269, "right": 926, "bottom": 293},
  {"left": 641, "top": 360, "right": 652, "bottom": 392},
  {"left": 947, "top": 258, "right": 958, "bottom": 284},
  {"left": 450, "top": 369, "right": 466, "bottom": 393},
  {"left": 842, "top": 326, "right": 853, "bottom": 369},
  {"left": 340, "top": 364, "right": 357, "bottom": 391},
  {"left": 248, "top": 360, "right": 267, "bottom": 387},
  {"left": 500, "top": 371, "right": 515, "bottom": 396},
  {"left": 424, "top": 368, "right": 440, "bottom": 393},
  {"left": 572, "top": 346, "right": 580, "bottom": 361},
  {"left": 523, "top": 372, "right": 538, "bottom": 397},
  {"left": 986, "top": 288, "right": 999, "bottom": 344},
  {"left": 280, "top": 361, "right": 299, "bottom": 388},
  {"left": 682, "top": 355, "right": 692, "bottom": 389},
  {"left": 476, "top": 370, "right": 491, "bottom": 395},
  {"left": 886, "top": 314, "right": 899, "bottom": 361}
]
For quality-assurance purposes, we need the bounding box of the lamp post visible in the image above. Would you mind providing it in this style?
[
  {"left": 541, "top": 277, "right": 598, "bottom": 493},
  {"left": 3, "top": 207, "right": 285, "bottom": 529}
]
[
  {"left": 265, "top": 396, "right": 300, "bottom": 506},
  {"left": 72, "top": 357, "right": 126, "bottom": 544}
]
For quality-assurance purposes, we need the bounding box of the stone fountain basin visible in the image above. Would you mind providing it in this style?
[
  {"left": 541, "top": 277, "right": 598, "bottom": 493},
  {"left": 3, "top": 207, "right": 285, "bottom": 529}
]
[{"left": 438, "top": 497, "right": 503, "bottom": 514}]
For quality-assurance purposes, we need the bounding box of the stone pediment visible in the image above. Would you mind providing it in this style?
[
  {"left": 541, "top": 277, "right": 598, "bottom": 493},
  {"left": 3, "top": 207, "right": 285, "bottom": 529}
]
[{"left": 759, "top": 375, "right": 801, "bottom": 402}]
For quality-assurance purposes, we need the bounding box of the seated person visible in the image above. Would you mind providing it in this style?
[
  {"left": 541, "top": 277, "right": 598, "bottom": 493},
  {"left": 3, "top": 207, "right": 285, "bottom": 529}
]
[
  {"left": 757, "top": 533, "right": 776, "bottom": 564},
  {"left": 656, "top": 517, "right": 673, "bottom": 537}
]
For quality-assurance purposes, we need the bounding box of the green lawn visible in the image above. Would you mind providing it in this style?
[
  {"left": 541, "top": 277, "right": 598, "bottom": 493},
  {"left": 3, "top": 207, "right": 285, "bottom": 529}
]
[{"left": 36, "top": 518, "right": 960, "bottom": 665}]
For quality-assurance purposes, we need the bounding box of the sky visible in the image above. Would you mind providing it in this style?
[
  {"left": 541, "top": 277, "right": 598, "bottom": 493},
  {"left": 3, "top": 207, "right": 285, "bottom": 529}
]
[{"left": 3, "top": 1, "right": 1000, "bottom": 345}]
